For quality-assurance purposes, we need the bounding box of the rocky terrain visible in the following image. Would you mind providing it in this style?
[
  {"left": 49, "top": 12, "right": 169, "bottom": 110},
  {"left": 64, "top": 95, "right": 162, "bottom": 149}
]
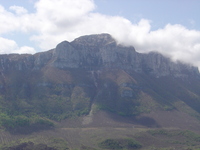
[{"left": 1, "top": 33, "right": 200, "bottom": 149}]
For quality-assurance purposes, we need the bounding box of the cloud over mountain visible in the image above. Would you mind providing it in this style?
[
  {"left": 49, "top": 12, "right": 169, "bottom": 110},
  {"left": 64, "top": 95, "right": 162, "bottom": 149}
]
[{"left": 0, "top": 0, "right": 200, "bottom": 68}]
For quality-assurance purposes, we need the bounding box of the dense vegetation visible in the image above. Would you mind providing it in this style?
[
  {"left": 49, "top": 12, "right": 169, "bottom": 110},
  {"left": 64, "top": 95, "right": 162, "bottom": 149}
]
[
  {"left": 99, "top": 138, "right": 142, "bottom": 149},
  {"left": 0, "top": 69, "right": 93, "bottom": 131},
  {"left": 0, "top": 90, "right": 90, "bottom": 131},
  {"left": 2, "top": 69, "right": 200, "bottom": 131},
  {"left": 1, "top": 137, "right": 69, "bottom": 150},
  {"left": 2, "top": 142, "right": 57, "bottom": 150}
]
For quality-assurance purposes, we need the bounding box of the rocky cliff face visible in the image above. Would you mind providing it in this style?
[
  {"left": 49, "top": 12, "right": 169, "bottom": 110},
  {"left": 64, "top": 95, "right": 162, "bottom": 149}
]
[
  {"left": 0, "top": 33, "right": 199, "bottom": 78},
  {"left": 50, "top": 33, "right": 199, "bottom": 78}
]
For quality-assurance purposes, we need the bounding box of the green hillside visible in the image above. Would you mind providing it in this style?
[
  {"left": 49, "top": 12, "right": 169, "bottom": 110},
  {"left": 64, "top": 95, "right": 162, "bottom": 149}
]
[{"left": 0, "top": 34, "right": 200, "bottom": 149}]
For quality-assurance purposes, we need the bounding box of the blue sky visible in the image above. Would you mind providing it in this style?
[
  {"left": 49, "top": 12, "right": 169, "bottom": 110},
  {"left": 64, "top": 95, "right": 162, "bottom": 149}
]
[
  {"left": 0, "top": 0, "right": 200, "bottom": 68},
  {"left": 95, "top": 0, "right": 200, "bottom": 30}
]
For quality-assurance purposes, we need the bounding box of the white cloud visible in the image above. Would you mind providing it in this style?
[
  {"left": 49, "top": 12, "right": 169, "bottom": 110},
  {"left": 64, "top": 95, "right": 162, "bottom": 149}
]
[
  {"left": 9, "top": 6, "right": 28, "bottom": 15},
  {"left": 34, "top": 0, "right": 95, "bottom": 23},
  {"left": 130, "top": 23, "right": 200, "bottom": 66},
  {"left": 0, "top": 37, "right": 36, "bottom": 54},
  {"left": 17, "top": 46, "right": 36, "bottom": 54},
  {"left": 0, "top": 5, "right": 19, "bottom": 34},
  {"left": 0, "top": 0, "right": 200, "bottom": 68},
  {"left": 0, "top": 37, "right": 18, "bottom": 53},
  {"left": 25, "top": 0, "right": 96, "bottom": 49}
]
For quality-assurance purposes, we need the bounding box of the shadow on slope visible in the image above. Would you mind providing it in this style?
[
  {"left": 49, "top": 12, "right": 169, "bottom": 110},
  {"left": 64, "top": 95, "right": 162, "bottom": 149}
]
[
  {"left": 80, "top": 110, "right": 160, "bottom": 128},
  {"left": 7, "top": 123, "right": 55, "bottom": 135},
  {"left": 106, "top": 111, "right": 160, "bottom": 128}
]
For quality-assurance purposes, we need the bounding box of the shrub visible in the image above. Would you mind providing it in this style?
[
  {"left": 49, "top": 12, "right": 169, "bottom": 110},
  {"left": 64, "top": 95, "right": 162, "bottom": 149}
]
[
  {"left": 0, "top": 113, "right": 30, "bottom": 129},
  {"left": 99, "top": 138, "right": 142, "bottom": 149}
]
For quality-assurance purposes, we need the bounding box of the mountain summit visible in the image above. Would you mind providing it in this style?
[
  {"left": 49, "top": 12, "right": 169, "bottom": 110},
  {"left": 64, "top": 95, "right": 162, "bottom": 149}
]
[
  {"left": 1, "top": 33, "right": 198, "bottom": 77},
  {"left": 1, "top": 33, "right": 200, "bottom": 132},
  {"left": 48, "top": 33, "right": 200, "bottom": 77}
]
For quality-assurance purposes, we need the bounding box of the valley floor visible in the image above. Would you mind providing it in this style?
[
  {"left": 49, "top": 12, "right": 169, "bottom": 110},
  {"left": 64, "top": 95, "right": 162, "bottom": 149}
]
[{"left": 1, "top": 110, "right": 200, "bottom": 150}]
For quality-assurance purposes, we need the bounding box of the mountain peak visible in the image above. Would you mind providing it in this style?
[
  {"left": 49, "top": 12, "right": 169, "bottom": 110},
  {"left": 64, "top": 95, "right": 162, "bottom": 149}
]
[
  {"left": 71, "top": 33, "right": 116, "bottom": 47},
  {"left": 0, "top": 33, "right": 199, "bottom": 78}
]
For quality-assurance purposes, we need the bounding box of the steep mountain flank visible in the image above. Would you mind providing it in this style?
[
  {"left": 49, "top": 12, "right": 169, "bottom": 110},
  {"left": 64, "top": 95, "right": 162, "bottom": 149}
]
[{"left": 0, "top": 33, "right": 200, "bottom": 132}]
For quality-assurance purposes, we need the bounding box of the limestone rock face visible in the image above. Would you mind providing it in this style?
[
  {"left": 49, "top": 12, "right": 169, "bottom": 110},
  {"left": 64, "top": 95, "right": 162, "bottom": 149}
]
[
  {"left": 51, "top": 41, "right": 80, "bottom": 68},
  {"left": 51, "top": 33, "right": 199, "bottom": 77},
  {"left": 140, "top": 52, "right": 199, "bottom": 77},
  {"left": 0, "top": 33, "right": 199, "bottom": 78}
]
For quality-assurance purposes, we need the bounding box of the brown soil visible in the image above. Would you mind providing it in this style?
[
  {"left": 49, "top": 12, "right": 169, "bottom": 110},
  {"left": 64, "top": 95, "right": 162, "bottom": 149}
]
[
  {"left": 141, "top": 110, "right": 200, "bottom": 132},
  {"left": 60, "top": 109, "right": 200, "bottom": 132}
]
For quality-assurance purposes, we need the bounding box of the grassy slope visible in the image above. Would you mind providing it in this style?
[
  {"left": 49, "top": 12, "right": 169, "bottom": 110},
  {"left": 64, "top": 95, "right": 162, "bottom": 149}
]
[
  {"left": 1, "top": 111, "right": 200, "bottom": 150},
  {"left": 1, "top": 68, "right": 200, "bottom": 149}
]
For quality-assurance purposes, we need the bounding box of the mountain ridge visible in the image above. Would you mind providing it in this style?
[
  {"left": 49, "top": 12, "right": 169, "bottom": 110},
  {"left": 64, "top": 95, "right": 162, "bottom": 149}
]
[{"left": 0, "top": 33, "right": 199, "bottom": 78}]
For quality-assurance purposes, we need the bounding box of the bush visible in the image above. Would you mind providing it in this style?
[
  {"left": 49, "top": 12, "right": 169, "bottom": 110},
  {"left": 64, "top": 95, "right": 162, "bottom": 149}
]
[
  {"left": 99, "top": 138, "right": 142, "bottom": 149},
  {"left": 0, "top": 112, "right": 54, "bottom": 131},
  {"left": 99, "top": 139, "right": 122, "bottom": 149},
  {"left": 0, "top": 113, "right": 30, "bottom": 129}
]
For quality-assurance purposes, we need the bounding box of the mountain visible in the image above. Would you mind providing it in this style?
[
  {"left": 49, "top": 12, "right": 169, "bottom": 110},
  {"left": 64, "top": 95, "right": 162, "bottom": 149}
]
[
  {"left": 1, "top": 33, "right": 200, "bottom": 131},
  {"left": 2, "top": 33, "right": 200, "bottom": 149}
]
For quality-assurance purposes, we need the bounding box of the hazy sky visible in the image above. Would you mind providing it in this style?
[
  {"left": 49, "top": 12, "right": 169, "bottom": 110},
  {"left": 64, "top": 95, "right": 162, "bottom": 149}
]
[{"left": 0, "top": 0, "right": 200, "bottom": 68}]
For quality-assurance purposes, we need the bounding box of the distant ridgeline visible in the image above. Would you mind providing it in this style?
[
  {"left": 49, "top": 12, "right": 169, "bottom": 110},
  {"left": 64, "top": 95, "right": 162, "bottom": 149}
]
[{"left": 0, "top": 33, "right": 200, "bottom": 131}]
